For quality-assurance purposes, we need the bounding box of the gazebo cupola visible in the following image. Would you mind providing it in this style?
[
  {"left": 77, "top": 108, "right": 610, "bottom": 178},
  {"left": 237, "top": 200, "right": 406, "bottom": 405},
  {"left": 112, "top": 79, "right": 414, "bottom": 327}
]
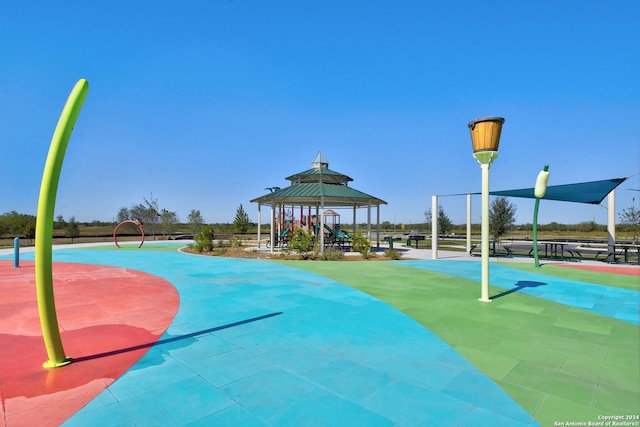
[
  {"left": 311, "top": 151, "right": 328, "bottom": 169},
  {"left": 286, "top": 151, "right": 354, "bottom": 186}
]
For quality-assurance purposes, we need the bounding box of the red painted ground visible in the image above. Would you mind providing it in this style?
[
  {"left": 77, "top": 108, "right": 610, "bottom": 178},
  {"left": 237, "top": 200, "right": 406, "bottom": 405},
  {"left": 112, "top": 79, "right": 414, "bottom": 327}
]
[
  {"left": 0, "top": 261, "right": 179, "bottom": 427},
  {"left": 552, "top": 263, "right": 640, "bottom": 276}
]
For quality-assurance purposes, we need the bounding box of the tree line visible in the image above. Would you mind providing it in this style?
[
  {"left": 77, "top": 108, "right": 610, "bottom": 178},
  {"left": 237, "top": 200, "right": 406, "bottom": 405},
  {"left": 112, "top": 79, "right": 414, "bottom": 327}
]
[
  {"left": 114, "top": 195, "right": 252, "bottom": 238},
  {"left": 2, "top": 196, "right": 638, "bottom": 243}
]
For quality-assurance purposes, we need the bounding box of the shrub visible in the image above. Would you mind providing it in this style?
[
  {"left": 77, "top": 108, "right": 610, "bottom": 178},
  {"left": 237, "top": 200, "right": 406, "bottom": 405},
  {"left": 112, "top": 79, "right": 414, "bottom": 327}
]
[
  {"left": 320, "top": 247, "right": 345, "bottom": 260},
  {"left": 212, "top": 247, "right": 228, "bottom": 256},
  {"left": 230, "top": 235, "right": 244, "bottom": 248},
  {"left": 286, "top": 228, "right": 316, "bottom": 260},
  {"left": 193, "top": 225, "right": 214, "bottom": 253},
  {"left": 351, "top": 231, "right": 373, "bottom": 259},
  {"left": 383, "top": 249, "right": 402, "bottom": 260}
]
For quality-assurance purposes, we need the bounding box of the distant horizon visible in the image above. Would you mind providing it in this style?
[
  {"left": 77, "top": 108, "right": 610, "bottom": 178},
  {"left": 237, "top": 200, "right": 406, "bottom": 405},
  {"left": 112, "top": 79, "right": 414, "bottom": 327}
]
[{"left": 5, "top": 206, "right": 628, "bottom": 229}]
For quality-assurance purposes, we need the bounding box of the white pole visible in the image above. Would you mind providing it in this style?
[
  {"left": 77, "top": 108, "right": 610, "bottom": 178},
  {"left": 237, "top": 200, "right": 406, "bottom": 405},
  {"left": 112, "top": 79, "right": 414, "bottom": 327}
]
[
  {"left": 480, "top": 162, "right": 491, "bottom": 302},
  {"left": 376, "top": 204, "right": 380, "bottom": 248},
  {"left": 466, "top": 193, "right": 472, "bottom": 255},
  {"left": 352, "top": 205, "right": 356, "bottom": 235},
  {"left": 432, "top": 195, "right": 438, "bottom": 259},
  {"left": 367, "top": 204, "right": 371, "bottom": 240},
  {"left": 472, "top": 151, "right": 498, "bottom": 302},
  {"left": 607, "top": 190, "right": 616, "bottom": 262},
  {"left": 257, "top": 204, "right": 261, "bottom": 248},
  {"left": 270, "top": 203, "right": 275, "bottom": 253},
  {"left": 320, "top": 197, "right": 325, "bottom": 252}
]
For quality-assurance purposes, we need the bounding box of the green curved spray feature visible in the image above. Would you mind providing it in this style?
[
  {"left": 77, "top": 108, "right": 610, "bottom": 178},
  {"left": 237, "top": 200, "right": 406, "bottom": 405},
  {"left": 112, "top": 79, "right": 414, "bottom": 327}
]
[
  {"left": 36, "top": 79, "right": 89, "bottom": 368},
  {"left": 532, "top": 164, "right": 550, "bottom": 268}
]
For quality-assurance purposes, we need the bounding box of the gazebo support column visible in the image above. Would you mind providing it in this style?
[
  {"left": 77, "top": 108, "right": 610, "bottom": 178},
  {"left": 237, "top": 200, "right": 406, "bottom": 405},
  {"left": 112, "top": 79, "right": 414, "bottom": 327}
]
[
  {"left": 352, "top": 205, "right": 356, "bottom": 235},
  {"left": 257, "top": 204, "right": 262, "bottom": 248},
  {"left": 320, "top": 197, "right": 325, "bottom": 253},
  {"left": 376, "top": 204, "right": 380, "bottom": 248},
  {"left": 270, "top": 203, "right": 275, "bottom": 253},
  {"left": 367, "top": 204, "right": 371, "bottom": 241}
]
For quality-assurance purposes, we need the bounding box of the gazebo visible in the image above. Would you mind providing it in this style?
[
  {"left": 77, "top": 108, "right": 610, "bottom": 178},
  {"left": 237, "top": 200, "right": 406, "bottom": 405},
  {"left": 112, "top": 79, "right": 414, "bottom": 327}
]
[{"left": 250, "top": 151, "right": 387, "bottom": 251}]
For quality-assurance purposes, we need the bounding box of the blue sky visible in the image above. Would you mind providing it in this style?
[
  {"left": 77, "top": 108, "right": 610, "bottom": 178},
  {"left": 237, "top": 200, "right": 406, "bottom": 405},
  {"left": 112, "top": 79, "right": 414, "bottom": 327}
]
[{"left": 1, "top": 1, "right": 638, "bottom": 226}]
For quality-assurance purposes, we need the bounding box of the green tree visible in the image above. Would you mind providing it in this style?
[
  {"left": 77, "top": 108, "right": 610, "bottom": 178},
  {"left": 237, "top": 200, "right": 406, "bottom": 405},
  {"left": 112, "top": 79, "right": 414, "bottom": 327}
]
[
  {"left": 234, "top": 204, "right": 250, "bottom": 234},
  {"left": 55, "top": 215, "right": 66, "bottom": 229},
  {"left": 188, "top": 209, "right": 204, "bottom": 233},
  {"left": 23, "top": 218, "right": 36, "bottom": 243},
  {"left": 129, "top": 204, "right": 146, "bottom": 222},
  {"left": 424, "top": 206, "right": 453, "bottom": 236},
  {"left": 116, "top": 207, "right": 130, "bottom": 223},
  {"left": 619, "top": 201, "right": 640, "bottom": 243},
  {"left": 128, "top": 195, "right": 161, "bottom": 239},
  {"left": 143, "top": 195, "right": 160, "bottom": 239},
  {"left": 160, "top": 209, "right": 179, "bottom": 236},
  {"left": 1, "top": 211, "right": 36, "bottom": 238},
  {"left": 489, "top": 197, "right": 517, "bottom": 242},
  {"left": 576, "top": 220, "right": 597, "bottom": 233},
  {"left": 65, "top": 216, "right": 80, "bottom": 243},
  {"left": 547, "top": 221, "right": 566, "bottom": 232}
]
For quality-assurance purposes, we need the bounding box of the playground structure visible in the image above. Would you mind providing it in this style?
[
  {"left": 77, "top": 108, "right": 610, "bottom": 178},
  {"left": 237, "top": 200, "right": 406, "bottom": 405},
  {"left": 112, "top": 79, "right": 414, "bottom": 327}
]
[
  {"left": 265, "top": 228, "right": 290, "bottom": 248},
  {"left": 323, "top": 223, "right": 351, "bottom": 247},
  {"left": 265, "top": 209, "right": 352, "bottom": 249},
  {"left": 251, "top": 151, "right": 386, "bottom": 252}
]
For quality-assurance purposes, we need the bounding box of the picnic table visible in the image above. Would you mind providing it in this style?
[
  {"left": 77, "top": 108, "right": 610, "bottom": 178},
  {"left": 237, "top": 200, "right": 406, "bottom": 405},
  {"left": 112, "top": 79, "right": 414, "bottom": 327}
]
[
  {"left": 383, "top": 236, "right": 402, "bottom": 250},
  {"left": 406, "top": 233, "right": 426, "bottom": 248},
  {"left": 597, "top": 243, "right": 640, "bottom": 264}
]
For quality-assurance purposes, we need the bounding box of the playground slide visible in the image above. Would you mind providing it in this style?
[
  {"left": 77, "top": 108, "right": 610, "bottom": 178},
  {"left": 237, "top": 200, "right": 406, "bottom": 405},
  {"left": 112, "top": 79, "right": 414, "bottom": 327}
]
[{"left": 324, "top": 224, "right": 350, "bottom": 242}]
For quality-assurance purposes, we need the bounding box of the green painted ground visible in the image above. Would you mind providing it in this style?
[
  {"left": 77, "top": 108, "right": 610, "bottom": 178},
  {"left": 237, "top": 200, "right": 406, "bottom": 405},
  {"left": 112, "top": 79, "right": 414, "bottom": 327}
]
[
  {"left": 277, "top": 260, "right": 640, "bottom": 427},
  {"left": 503, "top": 262, "right": 639, "bottom": 290}
]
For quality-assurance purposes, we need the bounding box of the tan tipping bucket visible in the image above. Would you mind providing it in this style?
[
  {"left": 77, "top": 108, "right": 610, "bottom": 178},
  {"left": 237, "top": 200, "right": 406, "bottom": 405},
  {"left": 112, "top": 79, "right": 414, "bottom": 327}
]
[{"left": 468, "top": 116, "right": 505, "bottom": 152}]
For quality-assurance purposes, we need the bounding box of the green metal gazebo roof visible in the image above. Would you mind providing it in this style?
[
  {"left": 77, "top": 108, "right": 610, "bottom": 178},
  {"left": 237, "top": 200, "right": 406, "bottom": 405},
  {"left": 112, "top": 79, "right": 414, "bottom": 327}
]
[
  {"left": 251, "top": 182, "right": 386, "bottom": 207},
  {"left": 250, "top": 151, "right": 386, "bottom": 207}
]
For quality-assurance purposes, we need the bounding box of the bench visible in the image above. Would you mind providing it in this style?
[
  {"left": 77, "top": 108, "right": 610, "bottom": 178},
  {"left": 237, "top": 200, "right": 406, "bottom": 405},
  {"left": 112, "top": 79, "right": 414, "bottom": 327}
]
[
  {"left": 566, "top": 248, "right": 582, "bottom": 261},
  {"left": 596, "top": 249, "right": 625, "bottom": 263},
  {"left": 526, "top": 244, "right": 583, "bottom": 262}
]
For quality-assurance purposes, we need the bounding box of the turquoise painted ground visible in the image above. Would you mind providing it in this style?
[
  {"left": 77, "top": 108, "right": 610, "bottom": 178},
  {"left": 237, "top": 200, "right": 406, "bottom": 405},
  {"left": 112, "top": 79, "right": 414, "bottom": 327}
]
[{"left": 3, "top": 245, "right": 538, "bottom": 426}]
